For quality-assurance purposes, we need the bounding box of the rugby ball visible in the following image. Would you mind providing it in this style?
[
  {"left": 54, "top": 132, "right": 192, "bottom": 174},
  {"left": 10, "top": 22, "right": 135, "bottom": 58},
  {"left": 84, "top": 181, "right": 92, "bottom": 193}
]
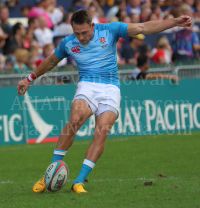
[{"left": 44, "top": 161, "right": 68, "bottom": 192}]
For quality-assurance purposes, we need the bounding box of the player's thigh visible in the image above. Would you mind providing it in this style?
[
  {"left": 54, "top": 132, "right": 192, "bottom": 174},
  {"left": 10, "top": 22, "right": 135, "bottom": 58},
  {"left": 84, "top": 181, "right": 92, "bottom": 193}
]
[
  {"left": 95, "top": 111, "right": 116, "bottom": 135},
  {"left": 70, "top": 99, "right": 92, "bottom": 121}
]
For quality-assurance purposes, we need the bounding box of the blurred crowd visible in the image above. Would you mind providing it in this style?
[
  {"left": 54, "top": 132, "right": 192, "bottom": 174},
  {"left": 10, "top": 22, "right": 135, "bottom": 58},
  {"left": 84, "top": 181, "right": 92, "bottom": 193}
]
[{"left": 1, "top": 0, "right": 200, "bottom": 74}]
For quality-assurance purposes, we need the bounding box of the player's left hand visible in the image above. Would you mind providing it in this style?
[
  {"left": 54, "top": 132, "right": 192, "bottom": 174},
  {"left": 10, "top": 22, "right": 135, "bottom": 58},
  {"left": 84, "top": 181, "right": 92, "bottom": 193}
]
[
  {"left": 175, "top": 15, "right": 193, "bottom": 28},
  {"left": 17, "top": 78, "right": 30, "bottom": 95}
]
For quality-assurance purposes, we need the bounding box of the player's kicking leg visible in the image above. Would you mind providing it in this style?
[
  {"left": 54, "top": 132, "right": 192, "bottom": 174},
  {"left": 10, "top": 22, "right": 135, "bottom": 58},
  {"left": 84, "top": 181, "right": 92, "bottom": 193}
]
[
  {"left": 72, "top": 110, "right": 116, "bottom": 193},
  {"left": 32, "top": 99, "right": 92, "bottom": 193}
]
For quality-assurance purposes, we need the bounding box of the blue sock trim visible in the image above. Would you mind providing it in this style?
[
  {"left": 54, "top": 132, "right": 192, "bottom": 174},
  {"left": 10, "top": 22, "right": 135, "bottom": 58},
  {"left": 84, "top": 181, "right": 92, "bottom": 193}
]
[
  {"left": 54, "top": 148, "right": 67, "bottom": 153},
  {"left": 52, "top": 148, "right": 66, "bottom": 163}
]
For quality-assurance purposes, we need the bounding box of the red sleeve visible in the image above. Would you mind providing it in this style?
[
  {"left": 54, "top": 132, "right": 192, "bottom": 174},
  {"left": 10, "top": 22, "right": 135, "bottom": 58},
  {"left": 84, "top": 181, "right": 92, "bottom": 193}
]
[{"left": 152, "top": 49, "right": 165, "bottom": 63}]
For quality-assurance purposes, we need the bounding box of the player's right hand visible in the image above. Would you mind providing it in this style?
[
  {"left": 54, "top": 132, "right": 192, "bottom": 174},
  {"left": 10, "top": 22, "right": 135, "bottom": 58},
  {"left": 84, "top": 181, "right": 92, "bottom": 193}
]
[{"left": 17, "top": 78, "right": 31, "bottom": 95}]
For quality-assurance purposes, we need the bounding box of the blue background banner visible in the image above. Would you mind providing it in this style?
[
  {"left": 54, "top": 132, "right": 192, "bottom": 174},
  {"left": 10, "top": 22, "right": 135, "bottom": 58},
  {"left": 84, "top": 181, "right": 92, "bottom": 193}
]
[{"left": 0, "top": 78, "right": 200, "bottom": 145}]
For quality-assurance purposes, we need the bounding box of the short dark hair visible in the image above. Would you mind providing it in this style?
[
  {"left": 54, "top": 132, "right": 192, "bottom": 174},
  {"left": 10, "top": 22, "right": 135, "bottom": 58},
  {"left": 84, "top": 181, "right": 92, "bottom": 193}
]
[
  {"left": 139, "top": 43, "right": 152, "bottom": 54},
  {"left": 116, "top": 0, "right": 124, "bottom": 5},
  {"left": 13, "top": 22, "right": 22, "bottom": 36},
  {"left": 137, "top": 54, "right": 149, "bottom": 67},
  {"left": 70, "top": 9, "right": 92, "bottom": 25},
  {"left": 20, "top": 4, "right": 31, "bottom": 12},
  {"left": 28, "top": 17, "right": 36, "bottom": 26},
  {"left": 151, "top": 3, "right": 159, "bottom": 13}
]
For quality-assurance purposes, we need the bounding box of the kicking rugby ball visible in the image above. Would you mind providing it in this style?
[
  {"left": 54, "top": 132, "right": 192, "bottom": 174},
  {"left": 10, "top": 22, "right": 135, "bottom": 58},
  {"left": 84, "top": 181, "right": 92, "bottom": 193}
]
[{"left": 44, "top": 161, "right": 68, "bottom": 192}]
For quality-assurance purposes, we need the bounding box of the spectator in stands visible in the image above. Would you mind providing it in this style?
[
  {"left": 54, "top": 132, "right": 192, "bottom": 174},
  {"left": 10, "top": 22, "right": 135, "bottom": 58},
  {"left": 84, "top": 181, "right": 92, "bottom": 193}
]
[
  {"left": 137, "top": 43, "right": 152, "bottom": 59},
  {"left": 143, "top": 0, "right": 152, "bottom": 6},
  {"left": 172, "top": 4, "right": 200, "bottom": 60},
  {"left": 0, "top": 6, "right": 12, "bottom": 36},
  {"left": 72, "top": 0, "right": 87, "bottom": 10},
  {"left": 181, "top": 2, "right": 193, "bottom": 15},
  {"left": 43, "top": 43, "right": 55, "bottom": 58},
  {"left": 131, "top": 54, "right": 179, "bottom": 81},
  {"left": 47, "top": 0, "right": 64, "bottom": 25},
  {"left": 149, "top": 13, "right": 158, "bottom": 21},
  {"left": 24, "top": 28, "right": 34, "bottom": 49},
  {"left": 89, "top": 4, "right": 99, "bottom": 23},
  {"left": 122, "top": 15, "right": 131, "bottom": 23},
  {"left": 53, "top": 12, "right": 73, "bottom": 37},
  {"left": 0, "top": 54, "right": 5, "bottom": 71},
  {"left": 4, "top": 0, "right": 18, "bottom": 7},
  {"left": 14, "top": 48, "right": 29, "bottom": 73},
  {"left": 117, "top": 38, "right": 126, "bottom": 65},
  {"left": 106, "top": 0, "right": 126, "bottom": 21},
  {"left": 152, "top": 36, "right": 172, "bottom": 63},
  {"left": 130, "top": 13, "right": 140, "bottom": 23},
  {"left": 21, "top": 1, "right": 54, "bottom": 29},
  {"left": 116, "top": 8, "right": 127, "bottom": 22},
  {"left": 42, "top": 43, "right": 67, "bottom": 66},
  {"left": 194, "top": 0, "right": 200, "bottom": 19},
  {"left": 29, "top": 45, "right": 40, "bottom": 59},
  {"left": 20, "top": 4, "right": 31, "bottom": 16},
  {"left": 34, "top": 16, "right": 53, "bottom": 47},
  {"left": 107, "top": 16, "right": 119, "bottom": 23},
  {"left": 126, "top": 0, "right": 141, "bottom": 15},
  {"left": 0, "top": 26, "right": 8, "bottom": 54},
  {"left": 4, "top": 22, "right": 26, "bottom": 55},
  {"left": 27, "top": 52, "right": 37, "bottom": 70},
  {"left": 5, "top": 54, "right": 16, "bottom": 71},
  {"left": 183, "top": 0, "right": 195, "bottom": 12},
  {"left": 149, "top": 4, "right": 163, "bottom": 21},
  {"left": 140, "top": 4, "right": 152, "bottom": 22},
  {"left": 28, "top": 17, "right": 39, "bottom": 31},
  {"left": 88, "top": 1, "right": 104, "bottom": 24},
  {"left": 168, "top": 0, "right": 182, "bottom": 18},
  {"left": 121, "top": 34, "right": 145, "bottom": 64}
]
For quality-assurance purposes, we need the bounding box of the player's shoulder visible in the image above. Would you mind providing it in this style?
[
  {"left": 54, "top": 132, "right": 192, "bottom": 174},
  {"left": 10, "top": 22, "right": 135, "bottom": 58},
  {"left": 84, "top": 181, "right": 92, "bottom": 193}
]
[
  {"left": 61, "top": 33, "right": 76, "bottom": 45},
  {"left": 95, "top": 22, "right": 122, "bottom": 31}
]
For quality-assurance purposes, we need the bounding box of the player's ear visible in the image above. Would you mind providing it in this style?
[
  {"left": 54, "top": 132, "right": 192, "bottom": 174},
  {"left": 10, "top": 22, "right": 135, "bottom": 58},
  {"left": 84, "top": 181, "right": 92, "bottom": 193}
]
[{"left": 91, "top": 23, "right": 94, "bottom": 29}]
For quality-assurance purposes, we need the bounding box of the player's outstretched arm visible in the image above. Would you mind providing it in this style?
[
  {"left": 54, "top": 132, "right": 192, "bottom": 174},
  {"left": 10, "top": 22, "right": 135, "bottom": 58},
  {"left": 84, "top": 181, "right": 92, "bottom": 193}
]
[
  {"left": 17, "top": 53, "right": 62, "bottom": 95},
  {"left": 127, "top": 15, "right": 192, "bottom": 36}
]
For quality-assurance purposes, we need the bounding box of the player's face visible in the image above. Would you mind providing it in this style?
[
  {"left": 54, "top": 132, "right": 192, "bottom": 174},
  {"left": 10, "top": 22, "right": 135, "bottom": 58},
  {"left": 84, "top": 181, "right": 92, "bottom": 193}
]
[{"left": 72, "top": 23, "right": 94, "bottom": 45}]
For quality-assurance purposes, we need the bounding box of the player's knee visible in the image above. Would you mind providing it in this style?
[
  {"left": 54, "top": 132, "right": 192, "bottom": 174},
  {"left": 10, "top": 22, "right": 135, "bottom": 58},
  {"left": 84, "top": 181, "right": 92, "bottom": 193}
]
[
  {"left": 70, "top": 113, "right": 84, "bottom": 127},
  {"left": 97, "top": 125, "right": 109, "bottom": 137}
]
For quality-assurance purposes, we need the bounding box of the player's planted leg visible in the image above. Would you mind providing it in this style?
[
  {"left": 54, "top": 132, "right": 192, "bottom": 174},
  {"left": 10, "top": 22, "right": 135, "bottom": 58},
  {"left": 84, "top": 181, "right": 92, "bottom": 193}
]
[
  {"left": 72, "top": 111, "right": 116, "bottom": 193},
  {"left": 32, "top": 99, "right": 92, "bottom": 193}
]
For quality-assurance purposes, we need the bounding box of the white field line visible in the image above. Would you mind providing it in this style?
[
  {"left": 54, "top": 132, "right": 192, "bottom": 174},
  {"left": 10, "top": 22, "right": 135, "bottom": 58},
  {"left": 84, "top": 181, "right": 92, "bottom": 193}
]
[
  {"left": 0, "top": 177, "right": 178, "bottom": 185},
  {"left": 0, "top": 181, "right": 13, "bottom": 184},
  {"left": 0, "top": 137, "right": 129, "bottom": 152}
]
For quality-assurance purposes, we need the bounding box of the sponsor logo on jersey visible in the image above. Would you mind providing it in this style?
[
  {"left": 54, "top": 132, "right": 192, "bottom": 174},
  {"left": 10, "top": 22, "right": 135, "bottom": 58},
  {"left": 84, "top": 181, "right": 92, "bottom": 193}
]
[
  {"left": 71, "top": 46, "right": 81, "bottom": 53},
  {"left": 100, "top": 37, "right": 108, "bottom": 48},
  {"left": 100, "top": 37, "right": 106, "bottom": 44}
]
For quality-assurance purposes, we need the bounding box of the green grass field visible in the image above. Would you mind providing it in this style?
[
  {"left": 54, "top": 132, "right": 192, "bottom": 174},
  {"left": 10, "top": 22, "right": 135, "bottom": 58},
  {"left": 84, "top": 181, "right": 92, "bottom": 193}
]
[{"left": 0, "top": 132, "right": 200, "bottom": 208}]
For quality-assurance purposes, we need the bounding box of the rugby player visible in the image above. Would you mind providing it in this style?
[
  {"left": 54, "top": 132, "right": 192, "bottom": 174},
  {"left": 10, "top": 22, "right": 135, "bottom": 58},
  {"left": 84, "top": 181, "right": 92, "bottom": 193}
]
[{"left": 17, "top": 9, "right": 192, "bottom": 193}]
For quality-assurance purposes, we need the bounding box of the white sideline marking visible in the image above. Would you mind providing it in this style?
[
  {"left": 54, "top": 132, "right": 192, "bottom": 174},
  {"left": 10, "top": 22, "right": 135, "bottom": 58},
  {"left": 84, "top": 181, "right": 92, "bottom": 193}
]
[
  {"left": 0, "top": 176, "right": 178, "bottom": 185},
  {"left": 109, "top": 137, "right": 129, "bottom": 142},
  {"left": 137, "top": 178, "right": 155, "bottom": 181},
  {"left": 67, "top": 176, "right": 178, "bottom": 182},
  {"left": 0, "top": 181, "right": 13, "bottom": 184},
  {"left": 0, "top": 137, "right": 130, "bottom": 152}
]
